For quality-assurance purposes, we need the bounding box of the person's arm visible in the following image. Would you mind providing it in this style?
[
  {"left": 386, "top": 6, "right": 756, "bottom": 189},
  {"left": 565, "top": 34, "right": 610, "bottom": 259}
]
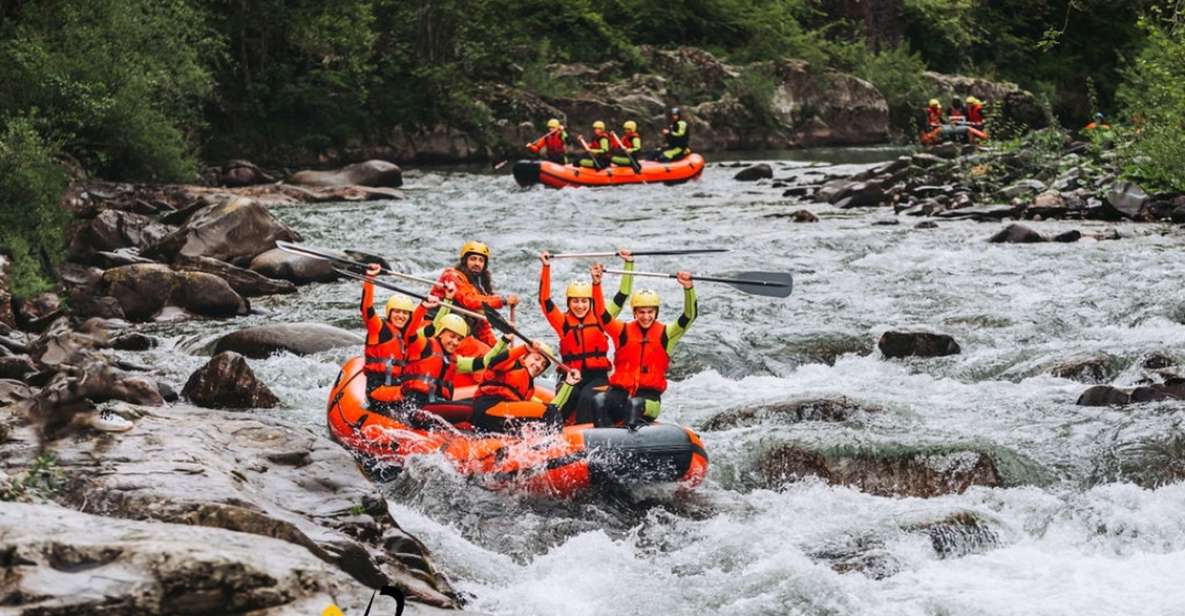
[
  {"left": 405, "top": 303, "right": 427, "bottom": 340},
  {"left": 671, "top": 120, "right": 687, "bottom": 138},
  {"left": 628, "top": 135, "right": 641, "bottom": 153},
  {"left": 449, "top": 270, "right": 506, "bottom": 310},
  {"left": 663, "top": 285, "right": 697, "bottom": 351},
  {"left": 361, "top": 266, "right": 383, "bottom": 339},
  {"left": 455, "top": 336, "right": 517, "bottom": 374},
  {"left": 409, "top": 299, "right": 451, "bottom": 344},
  {"left": 538, "top": 254, "right": 564, "bottom": 334}
]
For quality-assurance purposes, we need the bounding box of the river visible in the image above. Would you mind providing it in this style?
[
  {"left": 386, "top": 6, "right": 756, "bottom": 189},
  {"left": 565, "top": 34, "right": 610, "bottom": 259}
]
[{"left": 137, "top": 148, "right": 1185, "bottom": 615}]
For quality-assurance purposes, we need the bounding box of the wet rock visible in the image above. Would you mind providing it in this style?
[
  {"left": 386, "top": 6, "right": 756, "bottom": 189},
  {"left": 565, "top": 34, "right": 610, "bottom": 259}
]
[
  {"left": 0, "top": 502, "right": 380, "bottom": 615},
  {"left": 1105, "top": 181, "right": 1149, "bottom": 220},
  {"left": 915, "top": 221, "right": 939, "bottom": 229},
  {"left": 145, "top": 197, "right": 300, "bottom": 266},
  {"left": 734, "top": 164, "right": 773, "bottom": 182},
  {"left": 1142, "top": 352, "right": 1177, "bottom": 370},
  {"left": 988, "top": 223, "right": 1045, "bottom": 243},
  {"left": 1171, "top": 205, "right": 1185, "bottom": 224},
  {"left": 75, "top": 209, "right": 174, "bottom": 257},
  {"left": 174, "top": 254, "right": 297, "bottom": 297},
  {"left": 101, "top": 264, "right": 249, "bottom": 321},
  {"left": 93, "top": 248, "right": 156, "bottom": 268},
  {"left": 183, "top": 351, "right": 280, "bottom": 409},
  {"left": 1049, "top": 355, "right": 1115, "bottom": 384},
  {"left": 781, "top": 186, "right": 814, "bottom": 198},
  {"left": 111, "top": 332, "right": 159, "bottom": 351},
  {"left": 0, "top": 378, "right": 32, "bottom": 404},
  {"left": 248, "top": 247, "right": 338, "bottom": 284},
  {"left": 701, "top": 397, "right": 880, "bottom": 431},
  {"left": 929, "top": 143, "right": 961, "bottom": 159},
  {"left": 908, "top": 511, "right": 1000, "bottom": 559},
  {"left": 157, "top": 380, "right": 179, "bottom": 403},
  {"left": 0, "top": 355, "right": 37, "bottom": 380},
  {"left": 213, "top": 159, "right": 277, "bottom": 187},
  {"left": 790, "top": 209, "right": 819, "bottom": 223},
  {"left": 1000, "top": 179, "right": 1046, "bottom": 199},
  {"left": 289, "top": 160, "right": 403, "bottom": 188},
  {"left": 213, "top": 322, "right": 363, "bottom": 359},
  {"left": 1076, "top": 385, "right": 1132, "bottom": 406},
  {"left": 878, "top": 331, "right": 961, "bottom": 359},
  {"left": 755, "top": 444, "right": 1002, "bottom": 497},
  {"left": 13, "top": 292, "right": 64, "bottom": 331},
  {"left": 935, "top": 204, "right": 1017, "bottom": 220},
  {"left": 1027, "top": 191, "right": 1067, "bottom": 219},
  {"left": 1131, "top": 381, "right": 1185, "bottom": 403},
  {"left": 70, "top": 294, "right": 127, "bottom": 320},
  {"left": 1051, "top": 230, "right": 1082, "bottom": 243},
  {"left": 910, "top": 153, "right": 947, "bottom": 168},
  {"left": 834, "top": 182, "right": 887, "bottom": 209}
]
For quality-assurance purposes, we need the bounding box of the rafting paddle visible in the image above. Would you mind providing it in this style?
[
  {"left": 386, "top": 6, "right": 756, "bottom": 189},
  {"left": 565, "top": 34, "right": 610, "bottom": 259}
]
[
  {"left": 576, "top": 135, "right": 604, "bottom": 170},
  {"left": 603, "top": 268, "right": 793, "bottom": 298},
  {"left": 276, "top": 241, "right": 440, "bottom": 288},
  {"left": 547, "top": 249, "right": 730, "bottom": 259},
  {"left": 481, "top": 305, "right": 567, "bottom": 370},
  {"left": 610, "top": 131, "right": 643, "bottom": 174},
  {"left": 333, "top": 268, "right": 489, "bottom": 322}
]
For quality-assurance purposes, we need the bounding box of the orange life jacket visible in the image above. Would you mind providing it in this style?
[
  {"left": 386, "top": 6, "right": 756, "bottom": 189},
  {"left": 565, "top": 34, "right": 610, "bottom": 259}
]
[
  {"left": 927, "top": 107, "right": 943, "bottom": 128},
  {"left": 559, "top": 312, "right": 611, "bottom": 372},
  {"left": 401, "top": 338, "right": 454, "bottom": 401},
  {"left": 364, "top": 323, "right": 407, "bottom": 380},
  {"left": 543, "top": 131, "right": 566, "bottom": 153},
  {"left": 966, "top": 104, "right": 984, "bottom": 126},
  {"left": 476, "top": 361, "right": 535, "bottom": 402},
  {"left": 609, "top": 321, "right": 670, "bottom": 395}
]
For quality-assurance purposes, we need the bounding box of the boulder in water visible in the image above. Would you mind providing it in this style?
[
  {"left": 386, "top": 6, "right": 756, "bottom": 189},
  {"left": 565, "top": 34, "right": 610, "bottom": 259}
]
[
  {"left": 988, "top": 223, "right": 1045, "bottom": 243},
  {"left": 878, "top": 331, "right": 961, "bottom": 359},
  {"left": 174, "top": 254, "right": 297, "bottom": 297},
  {"left": 145, "top": 197, "right": 300, "bottom": 266},
  {"left": 289, "top": 160, "right": 403, "bottom": 188},
  {"left": 75, "top": 209, "right": 174, "bottom": 257},
  {"left": 734, "top": 164, "right": 773, "bottom": 182},
  {"left": 183, "top": 351, "right": 280, "bottom": 409},
  {"left": 101, "top": 264, "right": 249, "bottom": 321},
  {"left": 212, "top": 322, "right": 363, "bottom": 359},
  {"left": 701, "top": 396, "right": 880, "bottom": 431},
  {"left": 1049, "top": 355, "right": 1115, "bottom": 383},
  {"left": 111, "top": 332, "right": 158, "bottom": 351},
  {"left": 1076, "top": 385, "right": 1131, "bottom": 406},
  {"left": 1051, "top": 230, "right": 1082, "bottom": 243},
  {"left": 248, "top": 248, "right": 338, "bottom": 284}
]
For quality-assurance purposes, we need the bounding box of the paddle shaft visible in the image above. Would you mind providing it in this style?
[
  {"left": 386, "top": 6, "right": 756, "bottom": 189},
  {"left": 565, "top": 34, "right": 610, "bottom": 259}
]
[
  {"left": 276, "top": 241, "right": 439, "bottom": 288},
  {"left": 481, "top": 305, "right": 567, "bottom": 369},
  {"left": 577, "top": 135, "right": 603, "bottom": 170},
  {"left": 603, "top": 268, "right": 792, "bottom": 289},
  {"left": 548, "top": 249, "right": 729, "bottom": 259},
  {"left": 335, "top": 268, "right": 487, "bottom": 322},
  {"left": 610, "top": 130, "right": 642, "bottom": 172}
]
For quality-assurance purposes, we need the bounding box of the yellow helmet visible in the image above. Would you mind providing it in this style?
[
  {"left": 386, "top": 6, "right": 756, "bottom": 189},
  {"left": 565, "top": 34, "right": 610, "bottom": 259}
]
[
  {"left": 385, "top": 295, "right": 415, "bottom": 315},
  {"left": 623, "top": 120, "right": 637, "bottom": 132},
  {"left": 966, "top": 96, "right": 980, "bottom": 105},
  {"left": 929, "top": 99, "right": 941, "bottom": 108},
  {"left": 566, "top": 281, "right": 593, "bottom": 300},
  {"left": 592, "top": 120, "right": 606, "bottom": 130},
  {"left": 437, "top": 314, "right": 470, "bottom": 338},
  {"left": 547, "top": 118, "right": 561, "bottom": 129},
  {"left": 532, "top": 342, "right": 555, "bottom": 359},
  {"left": 631, "top": 289, "right": 661, "bottom": 309},
  {"left": 459, "top": 240, "right": 490, "bottom": 261}
]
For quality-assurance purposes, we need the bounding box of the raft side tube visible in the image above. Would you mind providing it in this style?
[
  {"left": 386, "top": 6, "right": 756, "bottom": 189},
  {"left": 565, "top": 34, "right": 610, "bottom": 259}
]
[
  {"left": 581, "top": 423, "right": 708, "bottom": 485},
  {"left": 512, "top": 160, "right": 541, "bottom": 187}
]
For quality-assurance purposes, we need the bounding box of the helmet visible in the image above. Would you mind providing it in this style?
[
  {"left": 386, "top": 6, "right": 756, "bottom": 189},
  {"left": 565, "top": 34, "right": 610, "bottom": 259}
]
[
  {"left": 437, "top": 314, "right": 470, "bottom": 338},
  {"left": 631, "top": 289, "right": 661, "bottom": 309},
  {"left": 385, "top": 295, "right": 415, "bottom": 315},
  {"left": 547, "top": 118, "right": 561, "bottom": 129},
  {"left": 533, "top": 342, "right": 555, "bottom": 359},
  {"left": 566, "top": 281, "right": 593, "bottom": 300},
  {"left": 1095, "top": 112, "right": 1105, "bottom": 121},
  {"left": 669, "top": 107, "right": 681, "bottom": 117},
  {"left": 592, "top": 120, "right": 605, "bottom": 130},
  {"left": 929, "top": 99, "right": 940, "bottom": 108},
  {"left": 965, "top": 96, "right": 979, "bottom": 105},
  {"left": 459, "top": 240, "right": 490, "bottom": 261},
  {"left": 623, "top": 120, "right": 637, "bottom": 132}
]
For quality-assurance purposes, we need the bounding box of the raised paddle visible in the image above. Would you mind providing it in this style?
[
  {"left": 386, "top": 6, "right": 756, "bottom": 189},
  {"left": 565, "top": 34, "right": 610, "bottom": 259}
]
[
  {"left": 610, "top": 130, "right": 643, "bottom": 174},
  {"left": 576, "top": 135, "right": 603, "bottom": 170},
  {"left": 547, "top": 249, "right": 730, "bottom": 259},
  {"left": 481, "top": 305, "right": 567, "bottom": 370},
  {"left": 333, "top": 268, "right": 489, "bottom": 322},
  {"left": 276, "top": 241, "right": 440, "bottom": 288},
  {"left": 602, "top": 268, "right": 793, "bottom": 298}
]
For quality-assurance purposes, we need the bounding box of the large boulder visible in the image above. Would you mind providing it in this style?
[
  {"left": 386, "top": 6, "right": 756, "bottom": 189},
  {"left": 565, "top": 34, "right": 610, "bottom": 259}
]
[
  {"left": 213, "top": 322, "right": 363, "bottom": 359},
  {"left": 734, "top": 163, "right": 773, "bottom": 182},
  {"left": 174, "top": 254, "right": 297, "bottom": 297},
  {"left": 988, "top": 223, "right": 1045, "bottom": 244},
  {"left": 289, "top": 160, "right": 403, "bottom": 188},
  {"left": 70, "top": 209, "right": 174, "bottom": 259},
  {"left": 768, "top": 60, "right": 890, "bottom": 147},
  {"left": 207, "top": 159, "right": 277, "bottom": 187},
  {"left": 1076, "top": 385, "right": 1132, "bottom": 406},
  {"left": 248, "top": 247, "right": 338, "bottom": 284},
  {"left": 144, "top": 197, "right": 300, "bottom": 266},
  {"left": 100, "top": 264, "right": 249, "bottom": 321},
  {"left": 183, "top": 351, "right": 280, "bottom": 409},
  {"left": 1105, "top": 181, "right": 1150, "bottom": 220},
  {"left": 878, "top": 331, "right": 961, "bottom": 359}
]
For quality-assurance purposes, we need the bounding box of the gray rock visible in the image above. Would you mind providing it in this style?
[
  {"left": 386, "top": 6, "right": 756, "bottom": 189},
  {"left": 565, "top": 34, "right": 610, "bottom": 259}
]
[
  {"left": 289, "top": 160, "right": 403, "bottom": 188},
  {"left": 249, "top": 247, "right": 339, "bottom": 284},
  {"left": 734, "top": 163, "right": 773, "bottom": 182},
  {"left": 79, "top": 209, "right": 174, "bottom": 256},
  {"left": 213, "top": 322, "right": 363, "bottom": 359},
  {"left": 988, "top": 223, "right": 1045, "bottom": 243},
  {"left": 0, "top": 378, "right": 31, "bottom": 404},
  {"left": 112, "top": 332, "right": 158, "bottom": 351},
  {"left": 173, "top": 254, "right": 297, "bottom": 297},
  {"left": 1076, "top": 385, "right": 1132, "bottom": 406},
  {"left": 183, "top": 351, "right": 280, "bottom": 409},
  {"left": 0, "top": 355, "right": 36, "bottom": 380},
  {"left": 1171, "top": 205, "right": 1185, "bottom": 224},
  {"left": 1000, "top": 180, "right": 1046, "bottom": 199},
  {"left": 100, "top": 264, "right": 249, "bottom": 322},
  {"left": 1105, "top": 181, "right": 1149, "bottom": 219},
  {"left": 145, "top": 196, "right": 300, "bottom": 266},
  {"left": 1051, "top": 230, "right": 1082, "bottom": 243},
  {"left": 936, "top": 205, "right": 1016, "bottom": 220},
  {"left": 879, "top": 331, "right": 961, "bottom": 359},
  {"left": 832, "top": 181, "right": 886, "bottom": 209},
  {"left": 915, "top": 221, "right": 939, "bottom": 229}
]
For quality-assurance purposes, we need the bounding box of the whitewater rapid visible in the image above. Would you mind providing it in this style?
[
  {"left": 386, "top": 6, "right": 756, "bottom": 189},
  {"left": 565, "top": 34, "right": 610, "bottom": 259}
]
[{"left": 138, "top": 149, "right": 1185, "bottom": 615}]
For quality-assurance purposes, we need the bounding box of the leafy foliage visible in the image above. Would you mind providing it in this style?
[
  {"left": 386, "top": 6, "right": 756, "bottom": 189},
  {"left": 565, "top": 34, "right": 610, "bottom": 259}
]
[
  {"left": 0, "top": 118, "right": 70, "bottom": 297},
  {"left": 1117, "top": 16, "right": 1185, "bottom": 192}
]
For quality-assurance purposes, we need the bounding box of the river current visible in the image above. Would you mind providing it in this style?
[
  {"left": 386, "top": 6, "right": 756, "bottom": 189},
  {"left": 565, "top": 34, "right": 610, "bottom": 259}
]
[{"left": 140, "top": 149, "right": 1185, "bottom": 615}]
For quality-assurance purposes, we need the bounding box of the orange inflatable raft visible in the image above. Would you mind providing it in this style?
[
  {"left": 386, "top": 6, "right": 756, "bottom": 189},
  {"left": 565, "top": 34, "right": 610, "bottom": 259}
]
[
  {"left": 327, "top": 358, "right": 709, "bottom": 495},
  {"left": 921, "top": 124, "right": 988, "bottom": 146},
  {"left": 512, "top": 154, "right": 706, "bottom": 189}
]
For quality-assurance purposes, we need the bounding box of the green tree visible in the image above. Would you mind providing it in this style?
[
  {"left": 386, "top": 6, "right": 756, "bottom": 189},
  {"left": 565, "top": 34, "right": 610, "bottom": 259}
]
[{"left": 0, "top": 118, "right": 69, "bottom": 297}]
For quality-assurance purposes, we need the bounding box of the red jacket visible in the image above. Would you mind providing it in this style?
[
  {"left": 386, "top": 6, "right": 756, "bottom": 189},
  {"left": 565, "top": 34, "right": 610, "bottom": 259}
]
[
  {"left": 476, "top": 345, "right": 535, "bottom": 401},
  {"left": 432, "top": 267, "right": 503, "bottom": 346},
  {"left": 538, "top": 263, "right": 613, "bottom": 372}
]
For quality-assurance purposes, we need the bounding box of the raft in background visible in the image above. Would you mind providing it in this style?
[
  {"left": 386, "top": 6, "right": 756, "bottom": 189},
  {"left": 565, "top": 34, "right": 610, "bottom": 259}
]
[
  {"left": 512, "top": 153, "right": 706, "bottom": 188},
  {"left": 921, "top": 124, "right": 989, "bottom": 146},
  {"left": 326, "top": 357, "right": 709, "bottom": 496}
]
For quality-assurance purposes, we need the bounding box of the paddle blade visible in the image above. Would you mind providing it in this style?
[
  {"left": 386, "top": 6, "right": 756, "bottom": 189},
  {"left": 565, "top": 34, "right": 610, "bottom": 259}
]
[
  {"left": 722, "top": 271, "right": 794, "bottom": 298},
  {"left": 482, "top": 304, "right": 515, "bottom": 335}
]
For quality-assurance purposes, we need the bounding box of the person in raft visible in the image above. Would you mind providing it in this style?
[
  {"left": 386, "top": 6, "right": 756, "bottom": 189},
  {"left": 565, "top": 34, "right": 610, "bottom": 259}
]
[
  {"left": 926, "top": 98, "right": 944, "bottom": 130},
  {"left": 575, "top": 121, "right": 612, "bottom": 168},
  {"left": 965, "top": 96, "right": 985, "bottom": 130},
  {"left": 610, "top": 120, "right": 643, "bottom": 167},
  {"left": 655, "top": 107, "right": 691, "bottom": 162},
  {"left": 527, "top": 118, "right": 569, "bottom": 164},
  {"left": 460, "top": 333, "right": 585, "bottom": 433},
  {"left": 537, "top": 249, "right": 634, "bottom": 423},
  {"left": 360, "top": 262, "right": 439, "bottom": 411},
  {"left": 593, "top": 273, "right": 697, "bottom": 430},
  {"left": 432, "top": 241, "right": 518, "bottom": 349}
]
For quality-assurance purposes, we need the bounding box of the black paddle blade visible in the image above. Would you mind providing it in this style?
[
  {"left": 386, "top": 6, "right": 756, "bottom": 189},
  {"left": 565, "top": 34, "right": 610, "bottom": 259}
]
[
  {"left": 275, "top": 241, "right": 366, "bottom": 272},
  {"left": 482, "top": 304, "right": 516, "bottom": 335},
  {"left": 720, "top": 271, "right": 794, "bottom": 298}
]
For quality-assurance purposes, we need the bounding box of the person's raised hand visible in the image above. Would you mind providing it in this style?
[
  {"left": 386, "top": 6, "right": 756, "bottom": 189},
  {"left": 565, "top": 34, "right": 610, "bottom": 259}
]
[
  {"left": 506, "top": 293, "right": 520, "bottom": 307},
  {"left": 617, "top": 248, "right": 633, "bottom": 263},
  {"left": 676, "top": 271, "right": 693, "bottom": 289},
  {"left": 365, "top": 263, "right": 381, "bottom": 278},
  {"left": 539, "top": 250, "right": 551, "bottom": 266}
]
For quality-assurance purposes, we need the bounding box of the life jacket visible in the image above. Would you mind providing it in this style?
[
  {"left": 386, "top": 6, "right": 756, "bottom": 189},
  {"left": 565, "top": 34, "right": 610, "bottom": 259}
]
[
  {"left": 966, "top": 104, "right": 984, "bottom": 126},
  {"left": 588, "top": 132, "right": 611, "bottom": 155},
  {"left": 476, "top": 361, "right": 535, "bottom": 402},
  {"left": 926, "top": 107, "right": 943, "bottom": 128},
  {"left": 559, "top": 312, "right": 611, "bottom": 372},
  {"left": 667, "top": 120, "right": 690, "bottom": 149},
  {"left": 363, "top": 322, "right": 407, "bottom": 385},
  {"left": 401, "top": 338, "right": 454, "bottom": 401},
  {"left": 609, "top": 321, "right": 670, "bottom": 395},
  {"left": 543, "top": 130, "right": 567, "bottom": 154},
  {"left": 615, "top": 131, "right": 641, "bottom": 153},
  {"left": 431, "top": 267, "right": 500, "bottom": 346},
  {"left": 949, "top": 109, "right": 967, "bottom": 124}
]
